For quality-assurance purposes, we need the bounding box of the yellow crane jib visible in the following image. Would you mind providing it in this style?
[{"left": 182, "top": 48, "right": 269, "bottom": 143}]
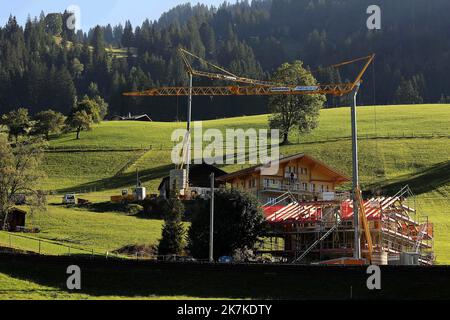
[{"left": 123, "top": 49, "right": 375, "bottom": 98}]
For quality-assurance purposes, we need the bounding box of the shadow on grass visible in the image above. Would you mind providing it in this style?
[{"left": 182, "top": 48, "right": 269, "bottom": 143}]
[
  {"left": 1, "top": 254, "right": 450, "bottom": 299},
  {"left": 367, "top": 161, "right": 450, "bottom": 196},
  {"left": 57, "top": 164, "right": 173, "bottom": 194}
]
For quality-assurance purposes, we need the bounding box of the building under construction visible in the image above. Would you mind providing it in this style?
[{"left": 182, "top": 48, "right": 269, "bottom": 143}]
[{"left": 260, "top": 186, "right": 434, "bottom": 266}]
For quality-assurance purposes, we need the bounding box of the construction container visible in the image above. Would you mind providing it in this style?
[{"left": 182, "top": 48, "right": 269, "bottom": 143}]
[
  {"left": 170, "top": 169, "right": 187, "bottom": 192},
  {"left": 372, "top": 252, "right": 388, "bottom": 265},
  {"left": 134, "top": 187, "right": 147, "bottom": 200}
]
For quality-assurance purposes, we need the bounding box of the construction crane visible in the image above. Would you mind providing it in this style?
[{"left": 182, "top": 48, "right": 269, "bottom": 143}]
[
  {"left": 124, "top": 48, "right": 375, "bottom": 262},
  {"left": 124, "top": 49, "right": 374, "bottom": 97}
]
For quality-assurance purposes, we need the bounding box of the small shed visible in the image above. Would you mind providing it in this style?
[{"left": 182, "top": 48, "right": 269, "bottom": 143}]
[{"left": 4, "top": 208, "right": 27, "bottom": 232}]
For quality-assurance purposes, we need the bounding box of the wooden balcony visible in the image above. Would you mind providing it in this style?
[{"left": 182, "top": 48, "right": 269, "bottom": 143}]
[{"left": 260, "top": 182, "right": 349, "bottom": 201}]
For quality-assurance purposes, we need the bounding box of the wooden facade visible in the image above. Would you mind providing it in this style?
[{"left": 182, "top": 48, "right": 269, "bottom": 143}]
[{"left": 218, "top": 153, "right": 350, "bottom": 204}]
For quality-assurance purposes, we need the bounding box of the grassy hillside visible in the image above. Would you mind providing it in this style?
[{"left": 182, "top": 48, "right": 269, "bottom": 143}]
[
  {"left": 44, "top": 104, "right": 449, "bottom": 195},
  {"left": 0, "top": 203, "right": 164, "bottom": 255},
  {"left": 49, "top": 104, "right": 450, "bottom": 149},
  {"left": 1, "top": 104, "right": 449, "bottom": 299},
  {"left": 40, "top": 104, "right": 449, "bottom": 263}
]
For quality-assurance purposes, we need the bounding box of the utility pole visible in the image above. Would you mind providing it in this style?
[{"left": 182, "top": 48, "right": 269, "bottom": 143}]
[
  {"left": 209, "top": 172, "right": 215, "bottom": 263},
  {"left": 186, "top": 73, "right": 193, "bottom": 190},
  {"left": 352, "top": 83, "right": 361, "bottom": 260}
]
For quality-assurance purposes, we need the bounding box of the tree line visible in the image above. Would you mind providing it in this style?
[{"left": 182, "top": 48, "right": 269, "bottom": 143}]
[
  {"left": 1, "top": 0, "right": 449, "bottom": 122},
  {"left": 0, "top": 90, "right": 108, "bottom": 141}
]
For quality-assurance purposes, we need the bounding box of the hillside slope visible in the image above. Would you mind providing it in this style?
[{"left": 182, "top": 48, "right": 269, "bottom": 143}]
[{"left": 39, "top": 104, "right": 450, "bottom": 263}]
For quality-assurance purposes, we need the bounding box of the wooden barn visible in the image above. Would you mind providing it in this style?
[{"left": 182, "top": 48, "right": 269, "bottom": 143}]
[{"left": 2, "top": 208, "right": 27, "bottom": 232}]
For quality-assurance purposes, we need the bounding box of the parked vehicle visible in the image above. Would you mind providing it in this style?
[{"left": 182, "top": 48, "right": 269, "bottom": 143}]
[
  {"left": 218, "top": 256, "right": 233, "bottom": 264},
  {"left": 62, "top": 193, "right": 76, "bottom": 205}
]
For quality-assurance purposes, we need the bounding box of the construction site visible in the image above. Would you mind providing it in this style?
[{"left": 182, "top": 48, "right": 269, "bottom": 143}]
[
  {"left": 261, "top": 186, "right": 434, "bottom": 265},
  {"left": 124, "top": 49, "right": 436, "bottom": 267}
]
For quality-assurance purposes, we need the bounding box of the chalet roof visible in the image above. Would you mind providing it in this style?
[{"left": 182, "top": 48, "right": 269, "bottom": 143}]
[
  {"left": 217, "top": 152, "right": 350, "bottom": 183},
  {"left": 158, "top": 163, "right": 228, "bottom": 190},
  {"left": 9, "top": 208, "right": 27, "bottom": 215}
]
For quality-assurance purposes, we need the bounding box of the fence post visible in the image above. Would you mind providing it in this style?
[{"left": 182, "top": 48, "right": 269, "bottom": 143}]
[
  {"left": 9, "top": 234, "right": 11, "bottom": 247},
  {"left": 38, "top": 240, "right": 41, "bottom": 255}
]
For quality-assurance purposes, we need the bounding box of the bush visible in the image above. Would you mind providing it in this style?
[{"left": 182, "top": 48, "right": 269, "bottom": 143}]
[
  {"left": 86, "top": 202, "right": 143, "bottom": 215},
  {"left": 125, "top": 204, "right": 143, "bottom": 215},
  {"left": 141, "top": 197, "right": 169, "bottom": 219},
  {"left": 187, "top": 189, "right": 267, "bottom": 260}
]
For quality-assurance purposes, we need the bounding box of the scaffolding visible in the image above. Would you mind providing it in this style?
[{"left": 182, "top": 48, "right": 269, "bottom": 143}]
[{"left": 259, "top": 186, "right": 434, "bottom": 266}]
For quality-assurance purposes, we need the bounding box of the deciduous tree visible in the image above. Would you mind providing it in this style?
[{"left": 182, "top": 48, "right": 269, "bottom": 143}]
[
  {"left": 66, "top": 110, "right": 92, "bottom": 140},
  {"left": 0, "top": 136, "right": 47, "bottom": 230},
  {"left": 33, "top": 110, "right": 66, "bottom": 139},
  {"left": 0, "top": 108, "right": 31, "bottom": 142},
  {"left": 268, "top": 61, "right": 326, "bottom": 145},
  {"left": 188, "top": 189, "right": 267, "bottom": 260}
]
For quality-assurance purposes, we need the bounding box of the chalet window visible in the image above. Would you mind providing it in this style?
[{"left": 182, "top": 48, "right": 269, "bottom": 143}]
[
  {"left": 264, "top": 179, "right": 274, "bottom": 187},
  {"left": 311, "top": 184, "right": 316, "bottom": 192},
  {"left": 302, "top": 183, "right": 308, "bottom": 191},
  {"left": 285, "top": 166, "right": 298, "bottom": 174}
]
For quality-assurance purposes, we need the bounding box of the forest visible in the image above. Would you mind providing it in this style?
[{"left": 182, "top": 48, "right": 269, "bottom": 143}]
[{"left": 1, "top": 0, "right": 449, "bottom": 121}]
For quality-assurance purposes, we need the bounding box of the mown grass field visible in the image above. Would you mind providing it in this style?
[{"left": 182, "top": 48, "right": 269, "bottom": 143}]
[
  {"left": 0, "top": 202, "right": 164, "bottom": 255},
  {"left": 1, "top": 104, "right": 449, "bottom": 299}
]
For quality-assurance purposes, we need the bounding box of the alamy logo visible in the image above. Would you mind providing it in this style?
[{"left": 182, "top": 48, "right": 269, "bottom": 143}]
[
  {"left": 171, "top": 122, "right": 280, "bottom": 175},
  {"left": 367, "top": 5, "right": 381, "bottom": 30},
  {"left": 66, "top": 5, "right": 81, "bottom": 31},
  {"left": 366, "top": 265, "right": 381, "bottom": 290},
  {"left": 66, "top": 265, "right": 81, "bottom": 290}
]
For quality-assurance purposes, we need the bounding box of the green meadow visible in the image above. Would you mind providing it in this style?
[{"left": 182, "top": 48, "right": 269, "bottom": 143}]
[
  {"left": 0, "top": 104, "right": 449, "bottom": 299},
  {"left": 37, "top": 104, "right": 450, "bottom": 263}
]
